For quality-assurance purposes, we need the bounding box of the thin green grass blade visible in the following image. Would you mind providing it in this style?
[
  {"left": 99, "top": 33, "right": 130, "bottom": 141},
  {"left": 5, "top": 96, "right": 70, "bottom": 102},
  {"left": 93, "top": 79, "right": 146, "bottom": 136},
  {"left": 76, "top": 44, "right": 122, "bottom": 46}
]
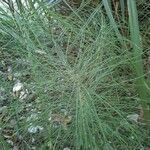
[
  {"left": 102, "top": 0, "right": 123, "bottom": 45},
  {"left": 127, "top": 0, "right": 150, "bottom": 123},
  {"left": 120, "top": 0, "right": 125, "bottom": 21}
]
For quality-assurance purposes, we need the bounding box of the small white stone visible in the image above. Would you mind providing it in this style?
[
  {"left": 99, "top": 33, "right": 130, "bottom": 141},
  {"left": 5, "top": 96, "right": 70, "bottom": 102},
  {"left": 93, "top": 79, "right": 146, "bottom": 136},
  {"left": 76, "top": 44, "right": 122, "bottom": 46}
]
[
  {"left": 127, "top": 114, "right": 139, "bottom": 123},
  {"left": 28, "top": 126, "right": 37, "bottom": 133},
  {"left": 6, "top": 139, "right": 13, "bottom": 146},
  {"left": 19, "top": 89, "right": 28, "bottom": 100},
  {"left": 31, "top": 108, "right": 37, "bottom": 112},
  {"left": 35, "top": 50, "right": 47, "bottom": 55},
  {"left": 63, "top": 148, "right": 70, "bottom": 150},
  {"left": 28, "top": 125, "right": 43, "bottom": 134},
  {"left": 13, "top": 81, "right": 29, "bottom": 100},
  {"left": 131, "top": 136, "right": 134, "bottom": 139},
  {"left": 7, "top": 66, "right": 12, "bottom": 72},
  {"left": 34, "top": 2, "right": 39, "bottom": 8},
  {"left": 26, "top": 103, "right": 32, "bottom": 107},
  {"left": 13, "top": 82, "right": 23, "bottom": 93},
  {"left": 31, "top": 137, "right": 35, "bottom": 143},
  {"left": 48, "top": 117, "right": 52, "bottom": 121}
]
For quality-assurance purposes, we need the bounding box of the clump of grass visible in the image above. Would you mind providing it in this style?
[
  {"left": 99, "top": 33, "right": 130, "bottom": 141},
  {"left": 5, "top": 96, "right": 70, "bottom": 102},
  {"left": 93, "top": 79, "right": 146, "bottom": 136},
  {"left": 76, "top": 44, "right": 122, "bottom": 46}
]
[{"left": 0, "top": 0, "right": 150, "bottom": 149}]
